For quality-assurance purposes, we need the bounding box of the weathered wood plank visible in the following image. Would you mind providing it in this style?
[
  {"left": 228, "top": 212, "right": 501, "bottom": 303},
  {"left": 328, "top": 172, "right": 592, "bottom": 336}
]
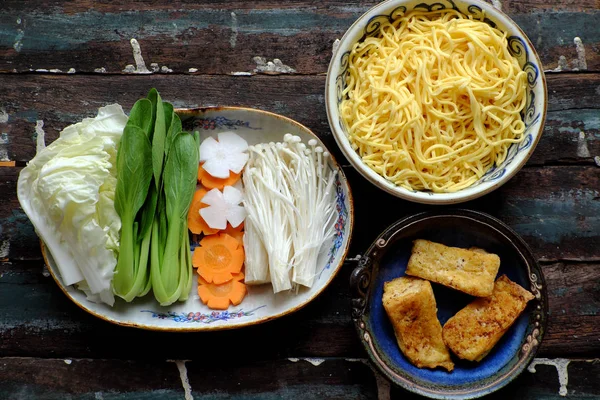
[
  {"left": 345, "top": 165, "right": 600, "bottom": 262},
  {"left": 0, "top": 2, "right": 598, "bottom": 74},
  {"left": 0, "top": 356, "right": 597, "bottom": 399},
  {"left": 0, "top": 168, "right": 41, "bottom": 262},
  {"left": 0, "top": 357, "right": 378, "bottom": 399},
  {"left": 534, "top": 109, "right": 600, "bottom": 166},
  {"left": 542, "top": 262, "right": 600, "bottom": 356},
  {"left": 545, "top": 74, "right": 600, "bottom": 112},
  {"left": 0, "top": 357, "right": 184, "bottom": 400},
  {"left": 488, "top": 166, "right": 600, "bottom": 262},
  {"left": 0, "top": 74, "right": 598, "bottom": 165},
  {"left": 0, "top": 356, "right": 369, "bottom": 400},
  {"left": 505, "top": 0, "right": 600, "bottom": 13},
  {"left": 0, "top": 259, "right": 363, "bottom": 360},
  {"left": 2, "top": 164, "right": 599, "bottom": 262},
  {"left": 1, "top": 258, "right": 598, "bottom": 359},
  {"left": 390, "top": 358, "right": 600, "bottom": 399},
  {"left": 184, "top": 358, "right": 377, "bottom": 399},
  {"left": 3, "top": 0, "right": 600, "bottom": 12}
]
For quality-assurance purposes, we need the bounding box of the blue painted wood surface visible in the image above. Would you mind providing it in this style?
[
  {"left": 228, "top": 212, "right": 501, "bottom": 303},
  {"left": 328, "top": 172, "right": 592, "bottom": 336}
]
[{"left": 0, "top": 1, "right": 598, "bottom": 398}]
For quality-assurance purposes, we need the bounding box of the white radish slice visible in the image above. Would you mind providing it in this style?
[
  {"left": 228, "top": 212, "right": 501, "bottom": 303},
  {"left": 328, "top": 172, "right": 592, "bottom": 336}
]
[
  {"left": 227, "top": 152, "right": 250, "bottom": 174},
  {"left": 226, "top": 206, "right": 247, "bottom": 228},
  {"left": 198, "top": 132, "right": 249, "bottom": 178},
  {"left": 199, "top": 136, "right": 220, "bottom": 162},
  {"left": 200, "top": 206, "right": 227, "bottom": 230},
  {"left": 200, "top": 188, "right": 223, "bottom": 207},
  {"left": 223, "top": 185, "right": 243, "bottom": 205},
  {"left": 219, "top": 131, "right": 249, "bottom": 153},
  {"left": 202, "top": 158, "right": 232, "bottom": 179},
  {"left": 200, "top": 187, "right": 247, "bottom": 229}
]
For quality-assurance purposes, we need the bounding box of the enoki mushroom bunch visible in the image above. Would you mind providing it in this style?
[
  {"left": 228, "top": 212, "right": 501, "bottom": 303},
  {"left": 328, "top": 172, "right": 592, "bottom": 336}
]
[{"left": 242, "top": 134, "right": 338, "bottom": 292}]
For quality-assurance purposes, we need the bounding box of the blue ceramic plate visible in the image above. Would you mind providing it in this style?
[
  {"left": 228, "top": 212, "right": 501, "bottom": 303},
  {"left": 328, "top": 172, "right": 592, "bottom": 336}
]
[{"left": 350, "top": 210, "right": 547, "bottom": 399}]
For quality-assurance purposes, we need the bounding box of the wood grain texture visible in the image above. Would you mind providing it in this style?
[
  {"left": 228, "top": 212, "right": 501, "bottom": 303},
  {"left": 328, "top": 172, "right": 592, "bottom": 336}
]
[
  {"left": 2, "top": 0, "right": 600, "bottom": 12},
  {"left": 0, "top": 357, "right": 378, "bottom": 399},
  {"left": 0, "top": 356, "right": 598, "bottom": 399},
  {"left": 0, "top": 259, "right": 362, "bottom": 360},
  {"left": 0, "top": 74, "right": 597, "bottom": 362},
  {"left": 336, "top": 165, "right": 600, "bottom": 263},
  {"left": 0, "top": 257, "right": 598, "bottom": 360},
  {"left": 0, "top": 1, "right": 598, "bottom": 74},
  {"left": 2, "top": 163, "right": 599, "bottom": 262},
  {"left": 389, "top": 359, "right": 600, "bottom": 399},
  {"left": 542, "top": 262, "right": 600, "bottom": 356},
  {"left": 0, "top": 357, "right": 183, "bottom": 399},
  {"left": 0, "top": 74, "right": 599, "bottom": 165},
  {"left": 0, "top": 1, "right": 598, "bottom": 398},
  {"left": 184, "top": 358, "right": 378, "bottom": 399},
  {"left": 0, "top": 168, "right": 40, "bottom": 262}
]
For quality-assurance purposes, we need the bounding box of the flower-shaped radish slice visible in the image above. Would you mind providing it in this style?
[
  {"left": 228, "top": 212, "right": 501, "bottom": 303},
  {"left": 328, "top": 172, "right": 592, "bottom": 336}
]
[
  {"left": 199, "top": 131, "right": 249, "bottom": 179},
  {"left": 200, "top": 186, "right": 247, "bottom": 230}
]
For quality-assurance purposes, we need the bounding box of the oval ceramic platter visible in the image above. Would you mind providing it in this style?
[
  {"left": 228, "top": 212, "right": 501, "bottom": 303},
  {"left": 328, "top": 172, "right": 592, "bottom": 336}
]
[
  {"left": 41, "top": 106, "right": 354, "bottom": 331},
  {"left": 350, "top": 210, "right": 547, "bottom": 399}
]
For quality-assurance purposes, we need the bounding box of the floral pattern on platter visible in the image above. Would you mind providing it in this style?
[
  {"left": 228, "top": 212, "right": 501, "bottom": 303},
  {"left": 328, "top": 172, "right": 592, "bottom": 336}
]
[
  {"left": 335, "top": 0, "right": 542, "bottom": 188},
  {"left": 141, "top": 305, "right": 266, "bottom": 323},
  {"left": 192, "top": 116, "right": 261, "bottom": 131},
  {"left": 324, "top": 174, "right": 348, "bottom": 270}
]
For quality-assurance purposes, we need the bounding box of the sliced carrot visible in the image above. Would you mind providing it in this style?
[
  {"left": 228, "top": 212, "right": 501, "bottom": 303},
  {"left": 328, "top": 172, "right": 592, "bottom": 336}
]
[
  {"left": 197, "top": 272, "right": 247, "bottom": 310},
  {"left": 198, "top": 163, "right": 241, "bottom": 190},
  {"left": 188, "top": 188, "right": 219, "bottom": 235},
  {"left": 192, "top": 233, "right": 244, "bottom": 284},
  {"left": 223, "top": 222, "right": 244, "bottom": 243}
]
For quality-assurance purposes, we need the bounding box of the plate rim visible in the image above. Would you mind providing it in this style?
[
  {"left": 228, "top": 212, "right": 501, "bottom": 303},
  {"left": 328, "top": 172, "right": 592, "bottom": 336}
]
[
  {"left": 40, "top": 105, "right": 355, "bottom": 332},
  {"left": 350, "top": 209, "right": 548, "bottom": 399}
]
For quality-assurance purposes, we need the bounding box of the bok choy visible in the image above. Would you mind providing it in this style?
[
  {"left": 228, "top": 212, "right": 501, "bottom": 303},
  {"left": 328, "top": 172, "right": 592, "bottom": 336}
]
[
  {"left": 113, "top": 88, "right": 199, "bottom": 305},
  {"left": 151, "top": 131, "right": 199, "bottom": 305},
  {"left": 112, "top": 124, "right": 153, "bottom": 301}
]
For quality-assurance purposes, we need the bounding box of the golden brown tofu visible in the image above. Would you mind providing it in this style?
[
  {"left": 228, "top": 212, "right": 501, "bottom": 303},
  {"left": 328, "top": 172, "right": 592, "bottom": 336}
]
[
  {"left": 406, "top": 240, "right": 501, "bottom": 297},
  {"left": 382, "top": 276, "right": 454, "bottom": 371},
  {"left": 469, "top": 247, "right": 489, "bottom": 254},
  {"left": 442, "top": 275, "right": 535, "bottom": 362}
]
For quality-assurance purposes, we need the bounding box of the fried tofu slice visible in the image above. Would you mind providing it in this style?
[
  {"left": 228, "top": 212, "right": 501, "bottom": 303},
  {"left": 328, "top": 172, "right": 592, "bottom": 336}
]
[
  {"left": 442, "top": 275, "right": 535, "bottom": 362},
  {"left": 406, "top": 240, "right": 501, "bottom": 297},
  {"left": 382, "top": 276, "right": 454, "bottom": 371}
]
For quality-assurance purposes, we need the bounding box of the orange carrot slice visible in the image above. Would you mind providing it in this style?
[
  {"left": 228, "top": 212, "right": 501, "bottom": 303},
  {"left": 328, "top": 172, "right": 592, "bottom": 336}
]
[
  {"left": 197, "top": 272, "right": 247, "bottom": 310},
  {"left": 223, "top": 222, "right": 244, "bottom": 243},
  {"left": 192, "top": 233, "right": 244, "bottom": 284},
  {"left": 188, "top": 188, "right": 220, "bottom": 235},
  {"left": 198, "top": 163, "right": 241, "bottom": 190}
]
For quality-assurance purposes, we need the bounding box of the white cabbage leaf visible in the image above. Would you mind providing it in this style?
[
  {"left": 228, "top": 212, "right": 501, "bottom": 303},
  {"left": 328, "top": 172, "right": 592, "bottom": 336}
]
[{"left": 17, "top": 104, "right": 128, "bottom": 306}]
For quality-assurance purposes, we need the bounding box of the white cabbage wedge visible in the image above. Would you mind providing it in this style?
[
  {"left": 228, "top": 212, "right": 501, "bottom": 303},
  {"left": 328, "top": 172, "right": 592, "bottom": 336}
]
[{"left": 17, "top": 104, "right": 128, "bottom": 306}]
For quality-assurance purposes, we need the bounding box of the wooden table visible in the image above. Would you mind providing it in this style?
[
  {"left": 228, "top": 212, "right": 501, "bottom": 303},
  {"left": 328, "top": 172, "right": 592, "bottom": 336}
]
[{"left": 1, "top": 1, "right": 598, "bottom": 399}]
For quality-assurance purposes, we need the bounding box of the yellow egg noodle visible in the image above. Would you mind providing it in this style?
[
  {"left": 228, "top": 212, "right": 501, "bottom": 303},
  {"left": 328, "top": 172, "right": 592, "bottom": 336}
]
[{"left": 340, "top": 9, "right": 528, "bottom": 192}]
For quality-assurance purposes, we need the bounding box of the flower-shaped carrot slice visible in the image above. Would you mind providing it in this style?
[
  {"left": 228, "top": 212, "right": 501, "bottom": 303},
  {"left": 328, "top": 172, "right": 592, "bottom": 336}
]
[
  {"left": 188, "top": 188, "right": 219, "bottom": 235},
  {"left": 192, "top": 233, "right": 244, "bottom": 284},
  {"left": 197, "top": 272, "right": 247, "bottom": 310},
  {"left": 198, "top": 163, "right": 241, "bottom": 190}
]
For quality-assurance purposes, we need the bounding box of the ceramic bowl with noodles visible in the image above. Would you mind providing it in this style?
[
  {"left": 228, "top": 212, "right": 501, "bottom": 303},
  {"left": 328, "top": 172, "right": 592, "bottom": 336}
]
[{"left": 326, "top": 0, "right": 547, "bottom": 204}]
